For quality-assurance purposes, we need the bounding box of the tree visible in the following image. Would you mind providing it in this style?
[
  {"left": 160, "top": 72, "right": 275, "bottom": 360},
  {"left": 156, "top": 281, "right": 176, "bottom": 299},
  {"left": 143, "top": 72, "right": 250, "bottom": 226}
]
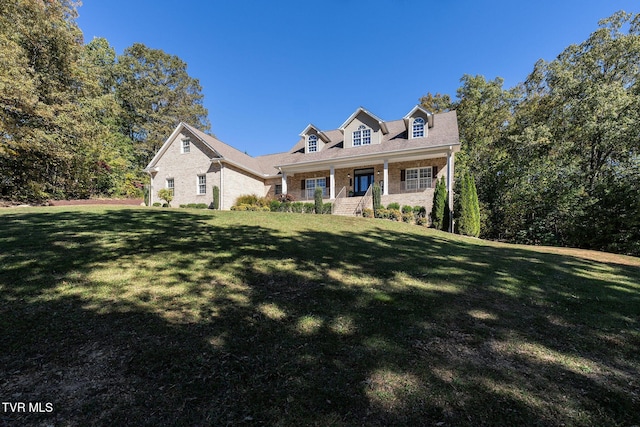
[
  {"left": 430, "top": 177, "right": 448, "bottom": 230},
  {"left": 419, "top": 92, "right": 452, "bottom": 113},
  {"left": 0, "top": 0, "right": 91, "bottom": 201},
  {"left": 116, "top": 43, "right": 210, "bottom": 168}
]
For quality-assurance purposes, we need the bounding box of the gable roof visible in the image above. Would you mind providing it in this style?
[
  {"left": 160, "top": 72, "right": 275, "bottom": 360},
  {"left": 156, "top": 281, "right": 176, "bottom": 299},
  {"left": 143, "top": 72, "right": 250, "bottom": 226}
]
[
  {"left": 338, "top": 106, "right": 389, "bottom": 134},
  {"left": 299, "top": 124, "right": 331, "bottom": 143}
]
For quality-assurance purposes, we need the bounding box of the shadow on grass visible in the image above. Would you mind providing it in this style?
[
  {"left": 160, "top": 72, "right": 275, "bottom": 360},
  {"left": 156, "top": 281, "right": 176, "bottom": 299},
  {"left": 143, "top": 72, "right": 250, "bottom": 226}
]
[{"left": 0, "top": 208, "right": 638, "bottom": 426}]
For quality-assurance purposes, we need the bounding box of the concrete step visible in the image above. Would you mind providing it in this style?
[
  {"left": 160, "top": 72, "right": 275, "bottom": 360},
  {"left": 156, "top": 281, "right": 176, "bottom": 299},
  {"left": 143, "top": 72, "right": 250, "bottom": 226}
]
[{"left": 332, "top": 197, "right": 371, "bottom": 216}]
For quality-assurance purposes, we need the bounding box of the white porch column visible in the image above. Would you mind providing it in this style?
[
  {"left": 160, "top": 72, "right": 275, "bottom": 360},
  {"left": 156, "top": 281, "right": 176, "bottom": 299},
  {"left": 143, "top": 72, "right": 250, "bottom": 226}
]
[
  {"left": 281, "top": 171, "right": 288, "bottom": 196},
  {"left": 383, "top": 159, "right": 389, "bottom": 196},
  {"left": 446, "top": 148, "right": 454, "bottom": 232},
  {"left": 329, "top": 165, "right": 335, "bottom": 199}
]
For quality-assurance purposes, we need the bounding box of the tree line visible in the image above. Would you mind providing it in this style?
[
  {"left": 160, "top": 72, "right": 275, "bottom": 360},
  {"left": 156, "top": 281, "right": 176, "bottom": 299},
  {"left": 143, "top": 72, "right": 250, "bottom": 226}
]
[
  {"left": 1, "top": 2, "right": 638, "bottom": 255},
  {"left": 0, "top": 0, "right": 209, "bottom": 201},
  {"left": 422, "top": 11, "right": 640, "bottom": 256}
]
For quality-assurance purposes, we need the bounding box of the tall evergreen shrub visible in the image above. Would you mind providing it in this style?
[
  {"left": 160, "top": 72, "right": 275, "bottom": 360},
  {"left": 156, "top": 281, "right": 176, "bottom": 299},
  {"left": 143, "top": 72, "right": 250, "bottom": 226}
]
[
  {"left": 372, "top": 183, "right": 381, "bottom": 215},
  {"left": 457, "top": 173, "right": 480, "bottom": 237},
  {"left": 431, "top": 177, "right": 448, "bottom": 230},
  {"left": 314, "top": 187, "right": 323, "bottom": 214},
  {"left": 212, "top": 185, "right": 220, "bottom": 209}
]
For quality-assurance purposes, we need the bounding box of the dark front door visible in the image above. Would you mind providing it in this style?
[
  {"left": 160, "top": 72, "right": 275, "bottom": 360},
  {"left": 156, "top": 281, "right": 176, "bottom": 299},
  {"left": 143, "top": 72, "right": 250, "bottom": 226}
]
[{"left": 354, "top": 168, "right": 374, "bottom": 196}]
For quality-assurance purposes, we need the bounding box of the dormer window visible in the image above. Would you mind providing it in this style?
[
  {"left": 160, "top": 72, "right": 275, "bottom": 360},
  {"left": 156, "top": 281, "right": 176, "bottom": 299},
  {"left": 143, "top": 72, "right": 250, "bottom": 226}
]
[
  {"left": 353, "top": 125, "right": 371, "bottom": 146},
  {"left": 181, "top": 138, "right": 191, "bottom": 153},
  {"left": 412, "top": 117, "right": 425, "bottom": 138},
  {"left": 308, "top": 134, "right": 318, "bottom": 153}
]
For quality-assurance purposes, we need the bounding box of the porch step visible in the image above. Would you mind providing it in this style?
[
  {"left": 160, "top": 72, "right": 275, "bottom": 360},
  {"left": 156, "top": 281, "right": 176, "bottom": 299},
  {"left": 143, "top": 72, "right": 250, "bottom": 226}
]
[{"left": 332, "top": 197, "right": 371, "bottom": 216}]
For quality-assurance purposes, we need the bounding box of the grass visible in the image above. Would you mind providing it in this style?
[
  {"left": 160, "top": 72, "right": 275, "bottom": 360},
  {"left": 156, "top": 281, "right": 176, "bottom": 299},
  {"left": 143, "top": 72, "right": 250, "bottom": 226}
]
[{"left": 0, "top": 206, "right": 639, "bottom": 426}]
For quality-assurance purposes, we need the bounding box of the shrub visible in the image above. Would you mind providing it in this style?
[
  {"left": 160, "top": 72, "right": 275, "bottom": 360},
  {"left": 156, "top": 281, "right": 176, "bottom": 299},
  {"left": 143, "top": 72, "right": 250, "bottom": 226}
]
[
  {"left": 235, "top": 194, "right": 259, "bottom": 206},
  {"left": 269, "top": 200, "right": 282, "bottom": 212},
  {"left": 431, "top": 177, "right": 448, "bottom": 230},
  {"left": 457, "top": 173, "right": 480, "bottom": 237},
  {"left": 314, "top": 187, "right": 323, "bottom": 214},
  {"left": 212, "top": 185, "right": 220, "bottom": 209},
  {"left": 291, "top": 202, "right": 304, "bottom": 213},
  {"left": 322, "top": 202, "right": 332, "bottom": 214},
  {"left": 401, "top": 205, "right": 413, "bottom": 214},
  {"left": 303, "top": 202, "right": 315, "bottom": 214},
  {"left": 416, "top": 216, "right": 428, "bottom": 226},
  {"left": 413, "top": 206, "right": 426, "bottom": 218},
  {"left": 388, "top": 209, "right": 402, "bottom": 221},
  {"left": 152, "top": 202, "right": 161, "bottom": 207},
  {"left": 387, "top": 202, "right": 400, "bottom": 210},
  {"left": 363, "top": 208, "right": 374, "bottom": 218},
  {"left": 375, "top": 208, "right": 390, "bottom": 219},
  {"left": 402, "top": 213, "right": 414, "bottom": 223},
  {"left": 373, "top": 183, "right": 381, "bottom": 214},
  {"left": 179, "top": 203, "right": 208, "bottom": 209},
  {"left": 157, "top": 188, "right": 173, "bottom": 207}
]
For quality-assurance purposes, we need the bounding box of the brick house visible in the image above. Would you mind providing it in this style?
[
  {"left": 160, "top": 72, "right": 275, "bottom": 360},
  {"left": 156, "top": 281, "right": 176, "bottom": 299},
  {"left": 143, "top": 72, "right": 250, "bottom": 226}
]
[{"left": 144, "top": 105, "right": 460, "bottom": 218}]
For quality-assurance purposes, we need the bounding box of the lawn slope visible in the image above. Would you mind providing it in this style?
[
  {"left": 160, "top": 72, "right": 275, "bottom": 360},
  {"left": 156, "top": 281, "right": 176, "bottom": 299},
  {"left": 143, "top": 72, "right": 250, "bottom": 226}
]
[{"left": 1, "top": 207, "right": 638, "bottom": 426}]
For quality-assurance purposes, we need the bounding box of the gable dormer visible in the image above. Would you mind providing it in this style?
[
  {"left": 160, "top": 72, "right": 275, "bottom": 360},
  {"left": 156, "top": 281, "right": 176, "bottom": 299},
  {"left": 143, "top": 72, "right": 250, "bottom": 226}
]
[
  {"left": 299, "top": 124, "right": 330, "bottom": 154},
  {"left": 339, "top": 107, "right": 389, "bottom": 149},
  {"left": 404, "top": 105, "right": 434, "bottom": 139}
]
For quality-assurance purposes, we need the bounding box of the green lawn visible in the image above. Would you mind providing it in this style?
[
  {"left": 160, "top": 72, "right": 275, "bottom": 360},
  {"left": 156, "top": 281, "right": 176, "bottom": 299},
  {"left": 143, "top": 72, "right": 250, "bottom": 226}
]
[{"left": 1, "top": 207, "right": 639, "bottom": 426}]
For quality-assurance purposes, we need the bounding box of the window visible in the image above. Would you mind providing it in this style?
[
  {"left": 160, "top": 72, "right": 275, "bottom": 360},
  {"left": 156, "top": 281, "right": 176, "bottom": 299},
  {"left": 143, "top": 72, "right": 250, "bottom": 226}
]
[
  {"left": 308, "top": 134, "right": 318, "bottom": 153},
  {"left": 405, "top": 167, "right": 432, "bottom": 190},
  {"left": 182, "top": 138, "right": 190, "bottom": 153},
  {"left": 412, "top": 117, "right": 425, "bottom": 138},
  {"left": 305, "top": 177, "right": 326, "bottom": 199},
  {"left": 275, "top": 184, "right": 282, "bottom": 195},
  {"left": 353, "top": 125, "right": 371, "bottom": 146},
  {"left": 166, "top": 178, "right": 175, "bottom": 196},
  {"left": 197, "top": 175, "right": 206, "bottom": 195}
]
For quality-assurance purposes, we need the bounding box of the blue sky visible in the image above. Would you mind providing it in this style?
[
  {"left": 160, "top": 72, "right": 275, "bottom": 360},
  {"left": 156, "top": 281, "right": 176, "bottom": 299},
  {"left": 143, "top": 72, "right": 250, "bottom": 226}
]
[{"left": 77, "top": 1, "right": 638, "bottom": 156}]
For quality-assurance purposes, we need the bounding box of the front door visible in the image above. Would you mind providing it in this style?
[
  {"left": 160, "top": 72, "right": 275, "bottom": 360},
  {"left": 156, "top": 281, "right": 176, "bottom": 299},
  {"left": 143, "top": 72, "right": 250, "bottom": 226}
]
[{"left": 354, "top": 168, "right": 374, "bottom": 196}]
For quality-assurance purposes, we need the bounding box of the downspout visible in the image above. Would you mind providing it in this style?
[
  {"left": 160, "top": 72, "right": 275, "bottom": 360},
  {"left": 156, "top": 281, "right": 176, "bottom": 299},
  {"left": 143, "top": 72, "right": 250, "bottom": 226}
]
[
  {"left": 217, "top": 160, "right": 224, "bottom": 210},
  {"left": 145, "top": 170, "right": 153, "bottom": 206}
]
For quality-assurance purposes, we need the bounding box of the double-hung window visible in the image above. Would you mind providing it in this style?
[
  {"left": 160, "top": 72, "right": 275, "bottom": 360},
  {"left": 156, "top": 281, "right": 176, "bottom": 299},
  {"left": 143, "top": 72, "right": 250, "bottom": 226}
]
[
  {"left": 305, "top": 177, "right": 326, "bottom": 199},
  {"left": 197, "top": 175, "right": 206, "bottom": 195},
  {"left": 166, "top": 178, "right": 175, "bottom": 196},
  {"left": 353, "top": 125, "right": 371, "bottom": 146},
  {"left": 182, "top": 138, "right": 191, "bottom": 153},
  {"left": 412, "top": 117, "right": 425, "bottom": 138},
  {"left": 405, "top": 167, "right": 432, "bottom": 190},
  {"left": 308, "top": 134, "right": 318, "bottom": 153}
]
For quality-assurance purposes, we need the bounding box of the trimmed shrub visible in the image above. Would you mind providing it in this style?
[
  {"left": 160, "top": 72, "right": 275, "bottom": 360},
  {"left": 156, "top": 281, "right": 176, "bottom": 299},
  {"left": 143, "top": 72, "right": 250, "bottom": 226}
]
[
  {"left": 235, "top": 194, "right": 259, "bottom": 206},
  {"left": 212, "top": 185, "right": 220, "bottom": 209},
  {"left": 413, "top": 205, "right": 427, "bottom": 218},
  {"left": 373, "top": 183, "right": 381, "bottom": 214},
  {"left": 402, "top": 213, "right": 414, "bottom": 223},
  {"left": 363, "top": 208, "right": 374, "bottom": 218},
  {"left": 322, "top": 202, "right": 332, "bottom": 214},
  {"left": 388, "top": 209, "right": 402, "bottom": 221},
  {"left": 416, "top": 216, "right": 428, "bottom": 226},
  {"left": 179, "top": 203, "right": 208, "bottom": 209},
  {"left": 401, "top": 205, "right": 413, "bottom": 214},
  {"left": 269, "top": 200, "right": 281, "bottom": 212},
  {"left": 303, "top": 202, "right": 315, "bottom": 213},
  {"left": 314, "top": 187, "right": 323, "bottom": 214},
  {"left": 291, "top": 202, "right": 304, "bottom": 213},
  {"left": 430, "top": 177, "right": 448, "bottom": 230},
  {"left": 387, "top": 202, "right": 400, "bottom": 210},
  {"left": 152, "top": 202, "right": 161, "bottom": 207}
]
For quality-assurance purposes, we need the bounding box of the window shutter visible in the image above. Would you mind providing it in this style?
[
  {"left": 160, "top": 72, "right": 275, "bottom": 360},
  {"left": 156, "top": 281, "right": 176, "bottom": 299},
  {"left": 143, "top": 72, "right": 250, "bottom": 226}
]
[
  {"left": 301, "top": 180, "right": 306, "bottom": 190},
  {"left": 325, "top": 177, "right": 330, "bottom": 187},
  {"left": 432, "top": 166, "right": 438, "bottom": 177},
  {"left": 400, "top": 169, "right": 406, "bottom": 181}
]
